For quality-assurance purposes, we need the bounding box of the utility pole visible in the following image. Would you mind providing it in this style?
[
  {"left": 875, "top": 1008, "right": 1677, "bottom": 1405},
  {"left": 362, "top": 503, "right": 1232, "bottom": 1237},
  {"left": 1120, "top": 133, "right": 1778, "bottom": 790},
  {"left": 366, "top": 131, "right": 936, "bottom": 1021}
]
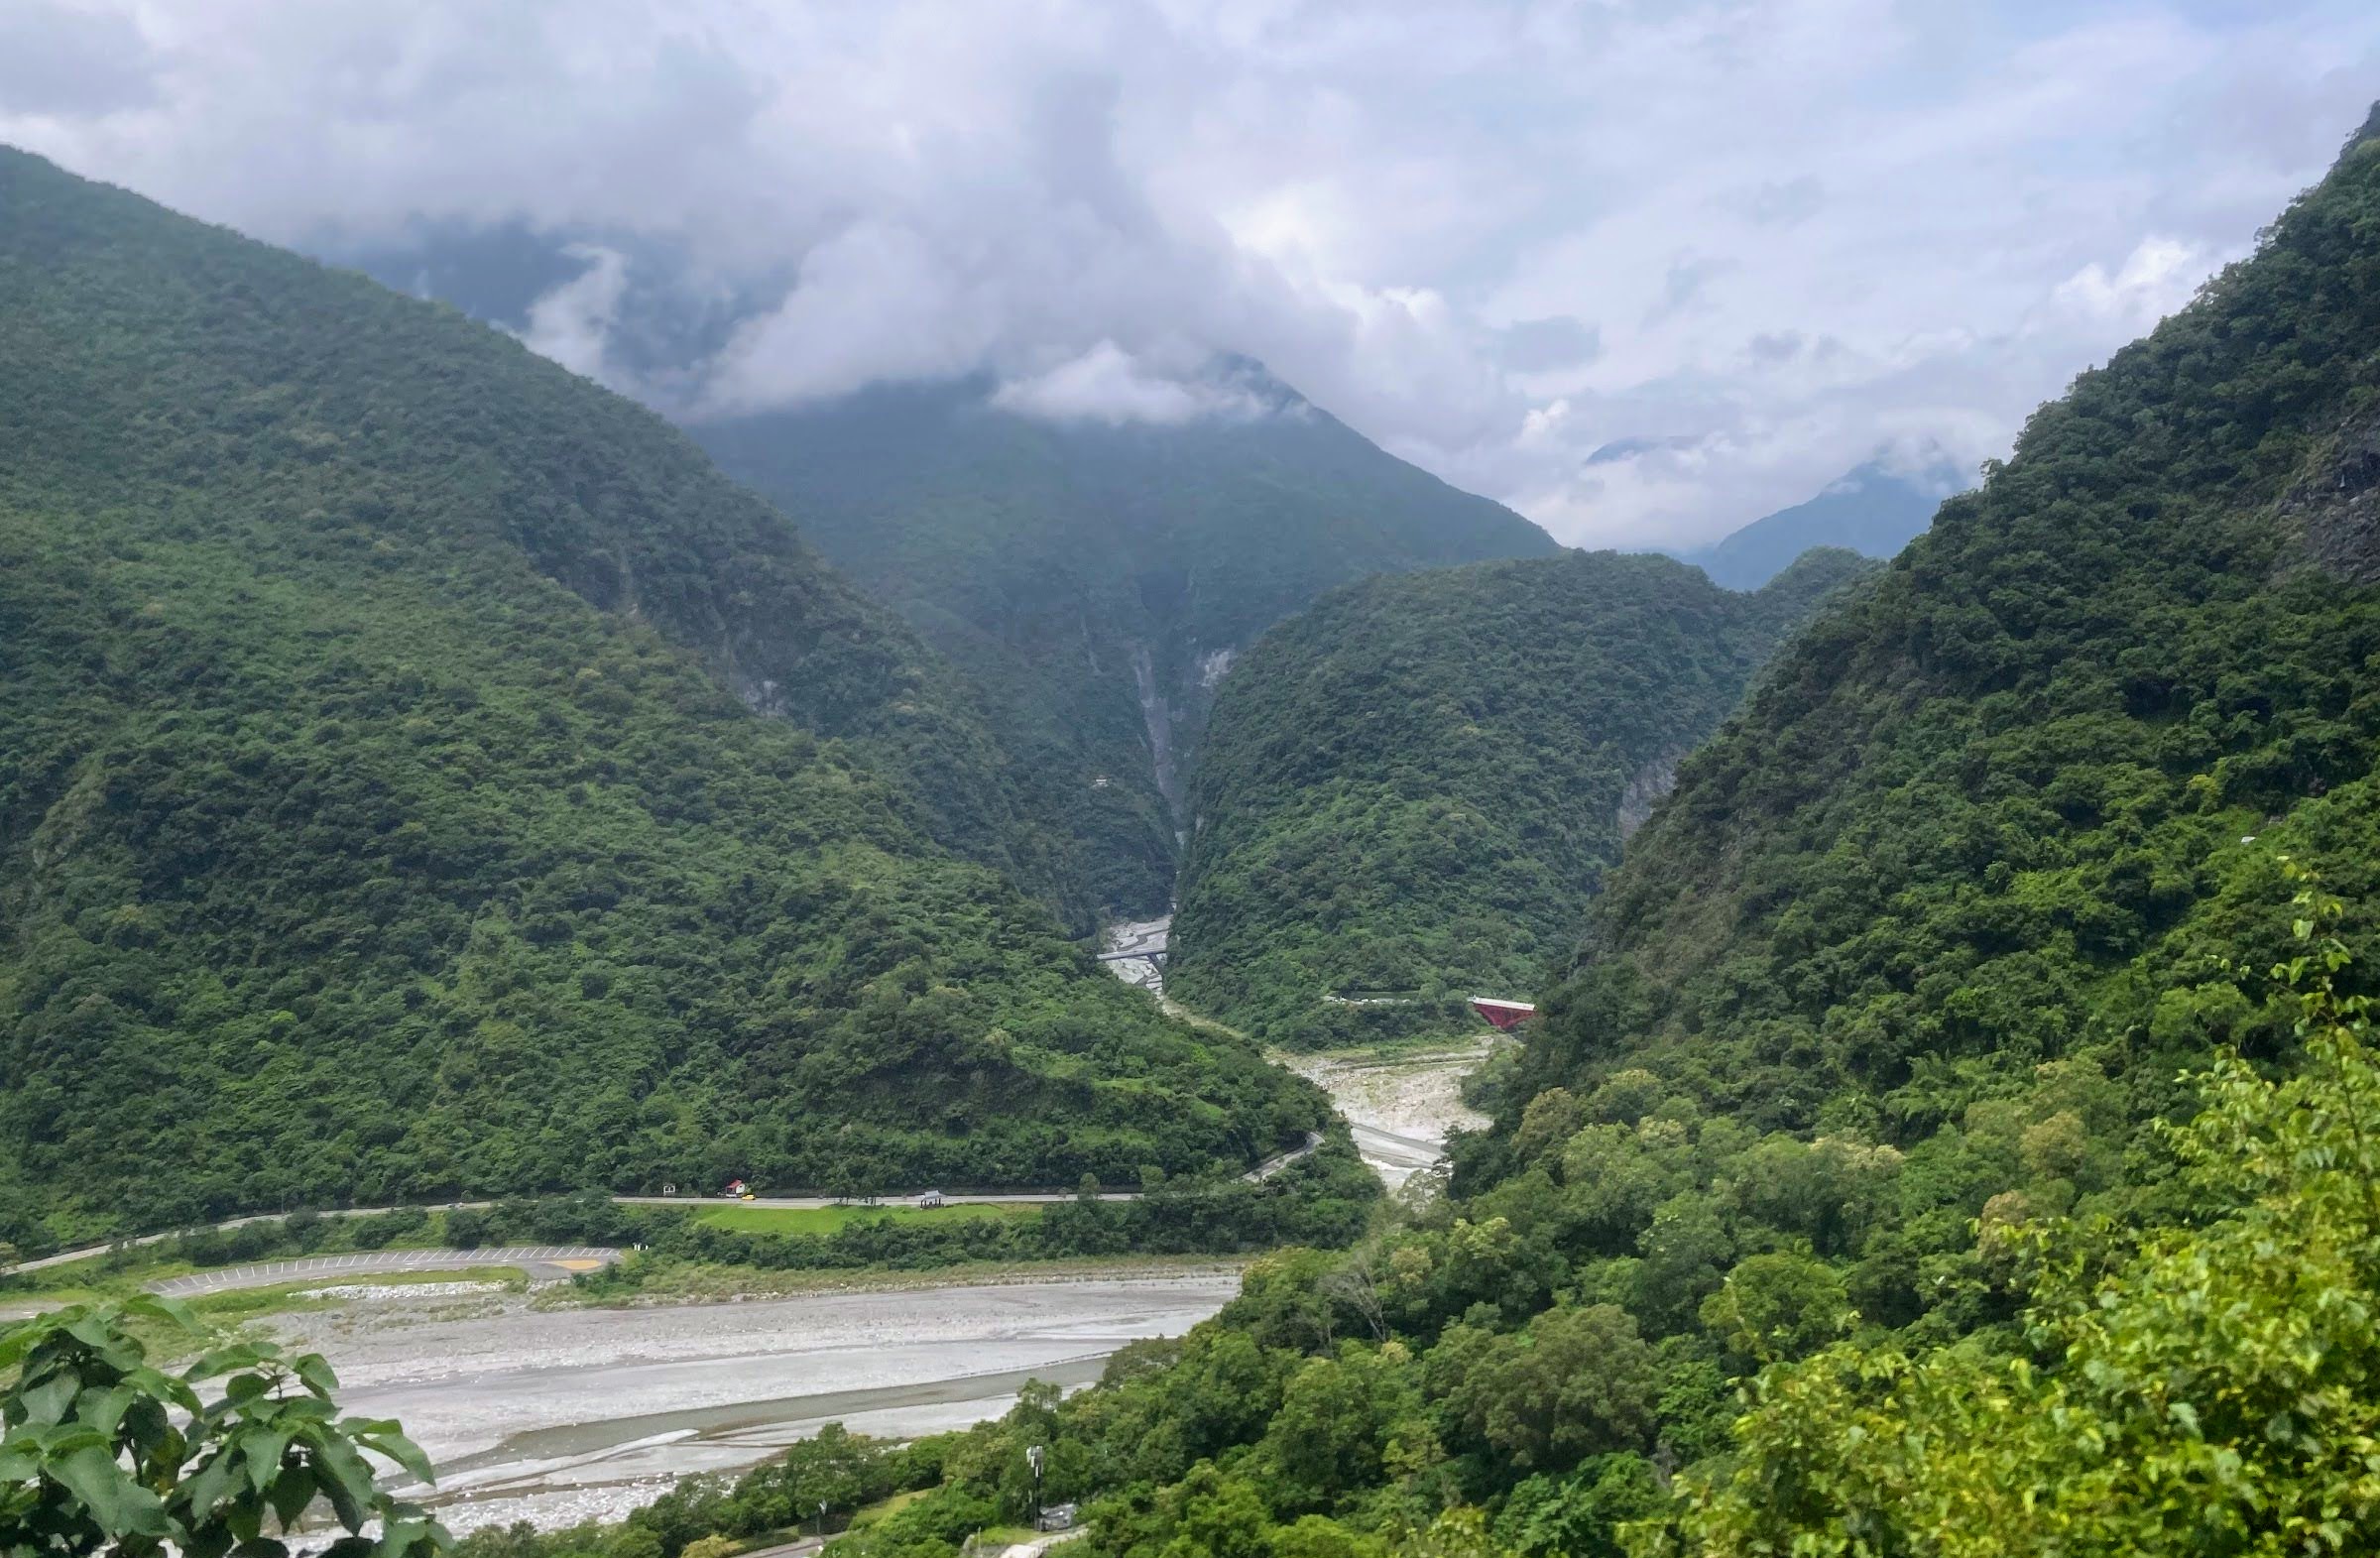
[{"left": 1026, "top": 1444, "right": 1045, "bottom": 1528}]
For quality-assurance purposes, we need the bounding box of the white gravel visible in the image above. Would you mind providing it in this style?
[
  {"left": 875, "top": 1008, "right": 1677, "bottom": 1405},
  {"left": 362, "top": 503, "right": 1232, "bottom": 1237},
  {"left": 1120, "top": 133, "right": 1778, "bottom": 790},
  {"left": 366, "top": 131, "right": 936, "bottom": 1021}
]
[
  {"left": 266, "top": 1272, "right": 1239, "bottom": 1533},
  {"left": 1275, "top": 1038, "right": 1503, "bottom": 1189},
  {"left": 298, "top": 1281, "right": 511, "bottom": 1302},
  {"left": 1099, "top": 915, "right": 1170, "bottom": 995}
]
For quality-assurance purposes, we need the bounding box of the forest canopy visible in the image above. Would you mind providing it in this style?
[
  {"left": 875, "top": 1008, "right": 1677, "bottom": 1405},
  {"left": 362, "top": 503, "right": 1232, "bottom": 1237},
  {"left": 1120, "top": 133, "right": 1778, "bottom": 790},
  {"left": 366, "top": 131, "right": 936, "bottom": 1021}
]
[
  {"left": 697, "top": 377, "right": 1559, "bottom": 918},
  {"left": 1170, "top": 547, "right": 1873, "bottom": 1046},
  {"left": 495, "top": 106, "right": 2380, "bottom": 1558},
  {"left": 0, "top": 148, "right": 1331, "bottom": 1252}
]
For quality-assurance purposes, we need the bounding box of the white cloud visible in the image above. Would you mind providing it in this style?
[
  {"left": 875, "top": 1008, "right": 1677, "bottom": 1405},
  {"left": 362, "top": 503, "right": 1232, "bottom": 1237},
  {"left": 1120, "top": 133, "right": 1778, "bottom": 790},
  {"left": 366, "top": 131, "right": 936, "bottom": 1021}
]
[
  {"left": 515, "top": 244, "right": 633, "bottom": 391},
  {"left": 701, "top": 221, "right": 1001, "bottom": 413},
  {"left": 6, "top": 0, "right": 2377, "bottom": 545},
  {"left": 990, "top": 341, "right": 1266, "bottom": 425},
  {"left": 2047, "top": 236, "right": 2210, "bottom": 334}
]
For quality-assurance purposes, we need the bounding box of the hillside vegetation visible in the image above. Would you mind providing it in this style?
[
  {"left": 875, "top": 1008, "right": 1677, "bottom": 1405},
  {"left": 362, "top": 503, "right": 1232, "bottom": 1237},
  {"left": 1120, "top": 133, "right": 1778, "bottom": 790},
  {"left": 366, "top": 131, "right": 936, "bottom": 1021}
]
[
  {"left": 478, "top": 107, "right": 2380, "bottom": 1558},
  {"left": 0, "top": 149, "right": 1333, "bottom": 1251},
  {"left": 1497, "top": 120, "right": 2380, "bottom": 1161},
  {"left": 1169, "top": 548, "right": 1873, "bottom": 1045},
  {"left": 695, "top": 376, "right": 1559, "bottom": 916}
]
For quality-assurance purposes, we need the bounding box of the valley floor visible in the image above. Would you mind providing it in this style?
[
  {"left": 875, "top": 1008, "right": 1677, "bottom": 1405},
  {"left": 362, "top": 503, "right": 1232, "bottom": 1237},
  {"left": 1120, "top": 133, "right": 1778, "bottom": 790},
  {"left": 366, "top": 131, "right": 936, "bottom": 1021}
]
[
  {"left": 1096, "top": 913, "right": 1171, "bottom": 996},
  {"left": 1269, "top": 1039, "right": 1501, "bottom": 1191},
  {"left": 1096, "top": 911, "right": 1503, "bottom": 1190},
  {"left": 268, "top": 1270, "right": 1240, "bottom": 1532}
]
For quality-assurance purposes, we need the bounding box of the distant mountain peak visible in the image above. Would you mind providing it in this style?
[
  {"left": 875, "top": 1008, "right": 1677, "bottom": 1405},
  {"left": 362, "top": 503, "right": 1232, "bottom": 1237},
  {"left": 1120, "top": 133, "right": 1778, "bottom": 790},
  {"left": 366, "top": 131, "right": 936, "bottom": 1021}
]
[
  {"left": 1661, "top": 449, "right": 1969, "bottom": 590},
  {"left": 1585, "top": 432, "right": 1701, "bottom": 466},
  {"left": 692, "top": 356, "right": 1555, "bottom": 917}
]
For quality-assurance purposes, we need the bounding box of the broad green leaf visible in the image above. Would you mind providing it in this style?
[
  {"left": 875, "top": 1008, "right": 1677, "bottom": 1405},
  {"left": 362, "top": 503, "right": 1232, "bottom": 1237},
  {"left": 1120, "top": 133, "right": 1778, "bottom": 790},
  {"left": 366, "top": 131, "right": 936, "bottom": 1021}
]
[
  {"left": 243, "top": 1424, "right": 297, "bottom": 1493},
  {"left": 50, "top": 1442, "right": 173, "bottom": 1538},
  {"left": 351, "top": 1423, "right": 437, "bottom": 1487},
  {"left": 266, "top": 1463, "right": 314, "bottom": 1527},
  {"left": 18, "top": 1371, "right": 79, "bottom": 1428},
  {"left": 293, "top": 1355, "right": 340, "bottom": 1399}
]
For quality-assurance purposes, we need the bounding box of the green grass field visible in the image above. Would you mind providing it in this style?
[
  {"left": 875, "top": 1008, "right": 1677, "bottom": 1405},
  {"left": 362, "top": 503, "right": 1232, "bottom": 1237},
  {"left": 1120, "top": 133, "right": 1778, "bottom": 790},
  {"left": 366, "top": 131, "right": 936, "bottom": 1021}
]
[{"left": 692, "top": 1201, "right": 1043, "bottom": 1237}]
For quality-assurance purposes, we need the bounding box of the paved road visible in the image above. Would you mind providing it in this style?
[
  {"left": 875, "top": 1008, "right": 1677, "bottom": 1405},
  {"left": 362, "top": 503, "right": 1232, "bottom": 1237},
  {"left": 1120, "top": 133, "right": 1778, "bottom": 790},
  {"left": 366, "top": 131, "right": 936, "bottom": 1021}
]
[
  {"left": 1, "top": 1135, "right": 1326, "bottom": 1284},
  {"left": 148, "top": 1247, "right": 621, "bottom": 1298},
  {"left": 1011, "top": 1526, "right": 1095, "bottom": 1557},
  {"left": 738, "top": 1540, "right": 824, "bottom": 1558},
  {"left": 1243, "top": 1132, "right": 1326, "bottom": 1182},
  {"left": 610, "top": 1191, "right": 1129, "bottom": 1211}
]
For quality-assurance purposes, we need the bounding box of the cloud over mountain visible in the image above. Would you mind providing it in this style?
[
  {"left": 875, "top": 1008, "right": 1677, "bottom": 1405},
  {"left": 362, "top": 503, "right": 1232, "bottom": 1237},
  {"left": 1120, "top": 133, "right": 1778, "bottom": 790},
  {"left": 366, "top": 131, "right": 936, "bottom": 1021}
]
[{"left": 10, "top": 0, "right": 2374, "bottom": 545}]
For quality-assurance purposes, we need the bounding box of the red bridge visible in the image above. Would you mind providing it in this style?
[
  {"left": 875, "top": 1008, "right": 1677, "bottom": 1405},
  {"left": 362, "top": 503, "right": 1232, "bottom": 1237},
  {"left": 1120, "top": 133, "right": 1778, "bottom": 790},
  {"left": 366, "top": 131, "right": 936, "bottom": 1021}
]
[{"left": 1469, "top": 997, "right": 1536, "bottom": 1031}]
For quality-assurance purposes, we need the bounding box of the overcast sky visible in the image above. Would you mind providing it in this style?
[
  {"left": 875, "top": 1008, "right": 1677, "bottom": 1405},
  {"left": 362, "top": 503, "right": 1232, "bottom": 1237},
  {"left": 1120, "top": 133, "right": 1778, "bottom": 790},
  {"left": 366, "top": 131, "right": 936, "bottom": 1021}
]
[{"left": 5, "top": 1, "right": 2376, "bottom": 547}]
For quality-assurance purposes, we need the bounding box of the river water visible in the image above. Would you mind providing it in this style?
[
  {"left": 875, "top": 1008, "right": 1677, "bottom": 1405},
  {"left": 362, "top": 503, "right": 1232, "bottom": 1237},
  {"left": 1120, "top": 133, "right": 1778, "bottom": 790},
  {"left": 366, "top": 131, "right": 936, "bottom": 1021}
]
[{"left": 270, "top": 1273, "right": 1238, "bottom": 1533}]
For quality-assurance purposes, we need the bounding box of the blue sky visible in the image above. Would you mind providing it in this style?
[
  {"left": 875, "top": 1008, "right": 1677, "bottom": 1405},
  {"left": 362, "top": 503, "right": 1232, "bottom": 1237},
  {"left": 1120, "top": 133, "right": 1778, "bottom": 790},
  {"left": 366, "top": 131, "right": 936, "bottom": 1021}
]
[{"left": 3, "top": 0, "right": 2375, "bottom": 545}]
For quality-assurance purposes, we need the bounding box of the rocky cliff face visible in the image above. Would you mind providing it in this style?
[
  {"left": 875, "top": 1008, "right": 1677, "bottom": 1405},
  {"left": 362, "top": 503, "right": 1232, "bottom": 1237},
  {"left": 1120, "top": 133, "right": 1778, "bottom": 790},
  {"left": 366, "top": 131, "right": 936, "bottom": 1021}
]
[
  {"left": 1616, "top": 745, "right": 1693, "bottom": 838},
  {"left": 2282, "top": 407, "right": 2380, "bottom": 586}
]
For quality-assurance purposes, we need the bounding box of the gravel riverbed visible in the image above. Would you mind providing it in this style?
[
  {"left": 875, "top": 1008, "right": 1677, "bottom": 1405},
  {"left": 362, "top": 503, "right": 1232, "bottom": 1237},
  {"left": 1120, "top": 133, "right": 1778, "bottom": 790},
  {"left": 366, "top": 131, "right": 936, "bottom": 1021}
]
[{"left": 268, "top": 1272, "right": 1239, "bottom": 1532}]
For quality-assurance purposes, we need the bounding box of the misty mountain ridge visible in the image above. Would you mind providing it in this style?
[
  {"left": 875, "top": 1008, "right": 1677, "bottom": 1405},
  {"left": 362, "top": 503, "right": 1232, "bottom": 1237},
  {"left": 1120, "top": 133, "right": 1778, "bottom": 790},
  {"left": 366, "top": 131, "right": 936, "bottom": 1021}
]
[
  {"left": 1662, "top": 449, "right": 1970, "bottom": 589},
  {"left": 332, "top": 229, "right": 1557, "bottom": 919},
  {"left": 693, "top": 370, "right": 1560, "bottom": 918},
  {"left": 335, "top": 226, "right": 1316, "bottom": 436}
]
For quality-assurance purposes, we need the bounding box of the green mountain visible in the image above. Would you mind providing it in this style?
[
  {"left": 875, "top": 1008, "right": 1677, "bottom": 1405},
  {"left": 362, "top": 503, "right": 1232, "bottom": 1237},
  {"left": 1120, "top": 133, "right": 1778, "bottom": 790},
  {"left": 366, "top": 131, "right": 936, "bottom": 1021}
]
[
  {"left": 1664, "top": 452, "right": 1966, "bottom": 589},
  {"left": 605, "top": 107, "right": 2380, "bottom": 1558},
  {"left": 1501, "top": 136, "right": 2380, "bottom": 1158},
  {"left": 692, "top": 378, "right": 1560, "bottom": 917},
  {"left": 0, "top": 149, "right": 1331, "bottom": 1249},
  {"left": 1168, "top": 547, "right": 1874, "bottom": 1045}
]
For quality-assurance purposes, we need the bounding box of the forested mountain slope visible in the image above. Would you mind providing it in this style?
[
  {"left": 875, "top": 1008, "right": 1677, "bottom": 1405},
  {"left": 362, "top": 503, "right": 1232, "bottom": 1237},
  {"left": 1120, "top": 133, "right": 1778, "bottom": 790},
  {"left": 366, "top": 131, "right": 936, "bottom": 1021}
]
[
  {"left": 1497, "top": 121, "right": 2380, "bottom": 1157},
  {"left": 561, "top": 106, "right": 2380, "bottom": 1558},
  {"left": 694, "top": 378, "right": 1560, "bottom": 916},
  {"left": 0, "top": 150, "right": 1331, "bottom": 1249},
  {"left": 1169, "top": 548, "right": 1873, "bottom": 1045}
]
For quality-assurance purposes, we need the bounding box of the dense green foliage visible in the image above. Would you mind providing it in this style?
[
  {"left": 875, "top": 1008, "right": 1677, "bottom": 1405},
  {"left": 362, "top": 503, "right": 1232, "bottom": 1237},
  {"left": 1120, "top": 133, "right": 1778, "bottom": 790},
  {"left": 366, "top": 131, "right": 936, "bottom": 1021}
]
[
  {"left": 454, "top": 1422, "right": 957, "bottom": 1558},
  {"left": 0, "top": 149, "right": 1333, "bottom": 1252},
  {"left": 515, "top": 913, "right": 2380, "bottom": 1558},
  {"left": 1661, "top": 887, "right": 2380, "bottom": 1555},
  {"left": 550, "top": 115, "right": 2380, "bottom": 1558},
  {"left": 597, "top": 1151, "right": 1377, "bottom": 1283},
  {"left": 696, "top": 378, "right": 1558, "bottom": 915},
  {"left": 1493, "top": 122, "right": 2380, "bottom": 1170},
  {"left": 1171, "top": 549, "right": 1871, "bottom": 1044},
  {"left": 1, "top": 1296, "right": 446, "bottom": 1558}
]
